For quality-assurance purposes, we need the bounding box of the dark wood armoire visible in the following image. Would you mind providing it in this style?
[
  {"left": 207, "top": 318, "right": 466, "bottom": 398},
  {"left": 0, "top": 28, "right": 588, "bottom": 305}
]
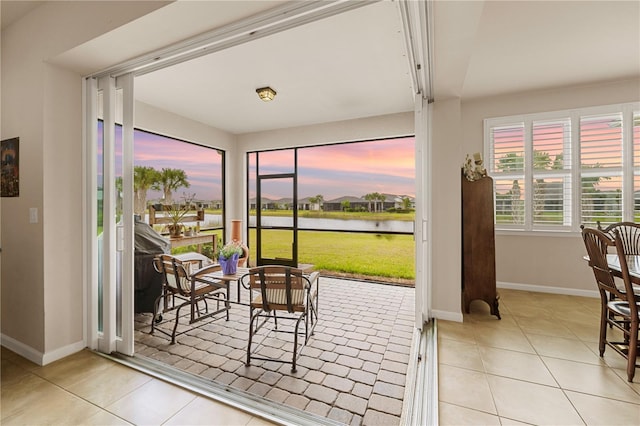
[{"left": 461, "top": 172, "right": 501, "bottom": 319}]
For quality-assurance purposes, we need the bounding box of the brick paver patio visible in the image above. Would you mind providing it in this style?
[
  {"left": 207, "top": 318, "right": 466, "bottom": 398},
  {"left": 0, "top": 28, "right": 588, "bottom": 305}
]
[{"left": 134, "top": 276, "right": 415, "bottom": 425}]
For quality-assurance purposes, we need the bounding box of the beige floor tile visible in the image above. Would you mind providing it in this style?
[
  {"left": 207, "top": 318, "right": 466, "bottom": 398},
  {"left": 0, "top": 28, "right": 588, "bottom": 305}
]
[
  {"left": 564, "top": 320, "right": 601, "bottom": 343},
  {"left": 527, "top": 333, "right": 602, "bottom": 364},
  {"left": 1, "top": 379, "right": 102, "bottom": 425},
  {"left": 33, "top": 349, "right": 115, "bottom": 388},
  {"left": 66, "top": 362, "right": 153, "bottom": 407},
  {"left": 498, "top": 417, "right": 535, "bottom": 425},
  {"left": 472, "top": 326, "right": 536, "bottom": 354},
  {"left": 438, "top": 339, "right": 484, "bottom": 372},
  {"left": 0, "top": 348, "right": 39, "bottom": 372},
  {"left": 164, "top": 395, "right": 255, "bottom": 425},
  {"left": 1, "top": 371, "right": 57, "bottom": 419},
  {"left": 565, "top": 390, "right": 640, "bottom": 425},
  {"left": 516, "top": 316, "right": 578, "bottom": 339},
  {"left": 438, "top": 402, "right": 500, "bottom": 425},
  {"left": 611, "top": 368, "right": 640, "bottom": 394},
  {"left": 477, "top": 346, "right": 557, "bottom": 386},
  {"left": 106, "top": 378, "right": 197, "bottom": 424},
  {"left": 486, "top": 375, "right": 583, "bottom": 425},
  {"left": 505, "top": 304, "right": 555, "bottom": 321},
  {"left": 85, "top": 409, "right": 133, "bottom": 425},
  {"left": 0, "top": 358, "right": 31, "bottom": 386},
  {"left": 438, "top": 365, "right": 497, "bottom": 415},
  {"left": 437, "top": 320, "right": 477, "bottom": 344},
  {"left": 247, "top": 415, "right": 279, "bottom": 425},
  {"left": 543, "top": 357, "right": 640, "bottom": 404}
]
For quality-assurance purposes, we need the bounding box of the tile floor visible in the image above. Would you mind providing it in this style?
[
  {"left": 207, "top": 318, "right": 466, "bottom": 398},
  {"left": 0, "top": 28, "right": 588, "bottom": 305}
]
[
  {"left": 134, "top": 276, "right": 416, "bottom": 425},
  {"left": 4, "top": 288, "right": 639, "bottom": 425},
  {"left": 0, "top": 346, "right": 274, "bottom": 425},
  {"left": 438, "top": 288, "right": 640, "bottom": 425}
]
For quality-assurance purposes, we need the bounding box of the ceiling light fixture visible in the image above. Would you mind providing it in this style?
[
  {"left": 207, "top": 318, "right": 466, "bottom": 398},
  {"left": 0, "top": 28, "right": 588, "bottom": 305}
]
[{"left": 256, "top": 86, "right": 276, "bottom": 102}]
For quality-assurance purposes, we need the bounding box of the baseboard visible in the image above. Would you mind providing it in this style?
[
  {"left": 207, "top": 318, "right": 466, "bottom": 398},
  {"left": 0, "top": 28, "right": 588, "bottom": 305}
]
[
  {"left": 42, "top": 341, "right": 86, "bottom": 365},
  {"left": 497, "top": 281, "right": 598, "bottom": 298},
  {"left": 1, "top": 334, "right": 44, "bottom": 365},
  {"left": 1, "top": 334, "right": 85, "bottom": 366},
  {"left": 431, "top": 309, "right": 463, "bottom": 323}
]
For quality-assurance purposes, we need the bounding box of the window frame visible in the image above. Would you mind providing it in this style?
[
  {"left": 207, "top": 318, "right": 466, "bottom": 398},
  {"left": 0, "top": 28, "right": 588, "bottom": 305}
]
[{"left": 484, "top": 102, "right": 640, "bottom": 233}]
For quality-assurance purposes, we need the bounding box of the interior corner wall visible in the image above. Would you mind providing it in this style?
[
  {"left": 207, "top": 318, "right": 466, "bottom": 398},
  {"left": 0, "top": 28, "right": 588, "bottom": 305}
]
[
  {"left": 1, "top": 1, "right": 173, "bottom": 364},
  {"left": 42, "top": 63, "right": 85, "bottom": 358},
  {"left": 0, "top": 18, "right": 47, "bottom": 356},
  {"left": 430, "top": 98, "right": 463, "bottom": 321},
  {"left": 461, "top": 78, "right": 640, "bottom": 295}
]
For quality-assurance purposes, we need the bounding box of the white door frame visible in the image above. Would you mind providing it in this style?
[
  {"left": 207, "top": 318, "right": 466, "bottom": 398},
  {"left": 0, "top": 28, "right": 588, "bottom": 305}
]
[{"left": 84, "top": 73, "right": 135, "bottom": 355}]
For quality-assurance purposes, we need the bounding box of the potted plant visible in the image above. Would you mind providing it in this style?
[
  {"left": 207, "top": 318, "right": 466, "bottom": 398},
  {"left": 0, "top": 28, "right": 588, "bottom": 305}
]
[
  {"left": 165, "top": 193, "right": 196, "bottom": 238},
  {"left": 216, "top": 241, "right": 244, "bottom": 274}
]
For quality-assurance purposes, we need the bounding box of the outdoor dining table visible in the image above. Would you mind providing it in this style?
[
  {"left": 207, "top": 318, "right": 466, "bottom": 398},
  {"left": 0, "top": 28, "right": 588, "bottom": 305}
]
[{"left": 194, "top": 267, "right": 251, "bottom": 305}]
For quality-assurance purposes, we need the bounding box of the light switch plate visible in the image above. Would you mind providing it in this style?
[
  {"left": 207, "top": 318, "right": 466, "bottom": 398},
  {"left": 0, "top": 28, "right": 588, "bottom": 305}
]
[{"left": 29, "top": 207, "right": 38, "bottom": 224}]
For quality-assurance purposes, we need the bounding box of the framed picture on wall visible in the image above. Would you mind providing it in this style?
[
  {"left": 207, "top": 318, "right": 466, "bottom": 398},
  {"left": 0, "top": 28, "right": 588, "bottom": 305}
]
[{"left": 1, "top": 137, "right": 19, "bottom": 197}]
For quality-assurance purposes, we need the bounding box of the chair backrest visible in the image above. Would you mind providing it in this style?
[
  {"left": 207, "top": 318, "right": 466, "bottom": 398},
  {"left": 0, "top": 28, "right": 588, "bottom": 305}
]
[
  {"left": 612, "top": 230, "right": 640, "bottom": 317},
  {"left": 153, "top": 254, "right": 192, "bottom": 295},
  {"left": 247, "top": 266, "right": 306, "bottom": 313},
  {"left": 581, "top": 227, "right": 621, "bottom": 298},
  {"left": 597, "top": 221, "right": 640, "bottom": 255}
]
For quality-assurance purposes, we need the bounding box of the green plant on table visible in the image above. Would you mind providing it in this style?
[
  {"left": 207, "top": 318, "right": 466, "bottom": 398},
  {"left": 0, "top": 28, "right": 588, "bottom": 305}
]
[
  {"left": 215, "top": 240, "right": 244, "bottom": 260},
  {"left": 166, "top": 192, "right": 196, "bottom": 236}
]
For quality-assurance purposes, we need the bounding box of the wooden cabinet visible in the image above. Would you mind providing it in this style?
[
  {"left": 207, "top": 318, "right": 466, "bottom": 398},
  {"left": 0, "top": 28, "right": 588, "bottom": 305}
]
[{"left": 461, "top": 172, "right": 501, "bottom": 319}]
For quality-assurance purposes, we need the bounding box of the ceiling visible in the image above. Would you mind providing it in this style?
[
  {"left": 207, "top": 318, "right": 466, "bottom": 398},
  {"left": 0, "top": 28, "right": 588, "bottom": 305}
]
[{"left": 4, "top": 1, "right": 640, "bottom": 135}]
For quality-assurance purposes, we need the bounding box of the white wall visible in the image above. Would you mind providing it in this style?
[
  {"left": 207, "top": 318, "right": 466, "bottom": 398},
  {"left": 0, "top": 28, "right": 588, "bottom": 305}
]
[
  {"left": 1, "top": 1, "right": 169, "bottom": 364},
  {"left": 430, "top": 98, "right": 464, "bottom": 321},
  {"left": 462, "top": 78, "right": 640, "bottom": 296}
]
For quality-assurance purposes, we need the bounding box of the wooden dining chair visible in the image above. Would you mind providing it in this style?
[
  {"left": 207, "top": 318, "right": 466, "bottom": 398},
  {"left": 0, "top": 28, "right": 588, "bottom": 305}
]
[
  {"left": 582, "top": 227, "right": 640, "bottom": 382},
  {"left": 152, "top": 254, "right": 229, "bottom": 344},
  {"left": 241, "top": 266, "right": 319, "bottom": 372},
  {"left": 597, "top": 221, "right": 640, "bottom": 255}
]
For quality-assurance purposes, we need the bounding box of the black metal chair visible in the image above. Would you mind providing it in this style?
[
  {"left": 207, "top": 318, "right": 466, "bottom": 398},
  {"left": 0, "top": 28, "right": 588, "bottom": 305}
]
[
  {"left": 242, "top": 266, "right": 319, "bottom": 372},
  {"left": 152, "top": 254, "right": 229, "bottom": 344}
]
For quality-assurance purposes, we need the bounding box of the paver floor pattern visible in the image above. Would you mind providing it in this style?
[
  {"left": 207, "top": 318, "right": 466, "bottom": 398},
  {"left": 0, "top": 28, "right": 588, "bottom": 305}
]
[{"left": 134, "top": 276, "right": 415, "bottom": 425}]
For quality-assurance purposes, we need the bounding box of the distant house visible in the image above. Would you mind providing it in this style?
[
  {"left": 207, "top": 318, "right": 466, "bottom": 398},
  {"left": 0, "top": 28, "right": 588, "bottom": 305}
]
[
  {"left": 394, "top": 195, "right": 415, "bottom": 209},
  {"left": 323, "top": 195, "right": 368, "bottom": 211}
]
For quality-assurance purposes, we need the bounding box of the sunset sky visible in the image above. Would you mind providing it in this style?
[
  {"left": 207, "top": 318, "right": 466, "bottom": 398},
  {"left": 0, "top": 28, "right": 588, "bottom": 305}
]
[{"left": 100, "top": 123, "right": 415, "bottom": 201}]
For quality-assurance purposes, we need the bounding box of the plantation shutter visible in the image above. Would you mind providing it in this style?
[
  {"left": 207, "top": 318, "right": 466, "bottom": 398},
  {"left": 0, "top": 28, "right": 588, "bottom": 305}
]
[
  {"left": 579, "top": 113, "right": 623, "bottom": 226},
  {"left": 633, "top": 111, "right": 640, "bottom": 219},
  {"left": 488, "top": 123, "right": 525, "bottom": 225},
  {"left": 531, "top": 119, "right": 572, "bottom": 227}
]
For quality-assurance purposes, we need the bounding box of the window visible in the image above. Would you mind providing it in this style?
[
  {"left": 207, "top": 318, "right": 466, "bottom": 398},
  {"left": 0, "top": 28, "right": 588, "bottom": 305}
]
[{"left": 485, "top": 102, "right": 640, "bottom": 231}]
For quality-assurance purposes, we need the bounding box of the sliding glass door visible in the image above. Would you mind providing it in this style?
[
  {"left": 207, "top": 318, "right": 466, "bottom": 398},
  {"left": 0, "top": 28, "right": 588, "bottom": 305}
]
[{"left": 86, "top": 73, "right": 135, "bottom": 355}]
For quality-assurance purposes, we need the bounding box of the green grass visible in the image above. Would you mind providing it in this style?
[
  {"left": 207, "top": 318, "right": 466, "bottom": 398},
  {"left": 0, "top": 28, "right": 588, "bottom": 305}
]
[{"left": 249, "top": 229, "right": 415, "bottom": 280}]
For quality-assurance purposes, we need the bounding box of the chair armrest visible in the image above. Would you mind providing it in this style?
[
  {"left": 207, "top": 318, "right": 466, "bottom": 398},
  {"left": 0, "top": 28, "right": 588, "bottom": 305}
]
[
  {"left": 192, "top": 263, "right": 222, "bottom": 277},
  {"left": 304, "top": 271, "right": 320, "bottom": 291}
]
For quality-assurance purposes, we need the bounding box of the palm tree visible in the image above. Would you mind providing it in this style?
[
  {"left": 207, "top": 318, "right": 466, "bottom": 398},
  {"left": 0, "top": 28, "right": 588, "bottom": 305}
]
[
  {"left": 153, "top": 168, "right": 190, "bottom": 204},
  {"left": 375, "top": 192, "right": 387, "bottom": 212},
  {"left": 363, "top": 193, "right": 376, "bottom": 212},
  {"left": 308, "top": 194, "right": 324, "bottom": 211},
  {"left": 401, "top": 196, "right": 412, "bottom": 210},
  {"left": 134, "top": 166, "right": 160, "bottom": 216}
]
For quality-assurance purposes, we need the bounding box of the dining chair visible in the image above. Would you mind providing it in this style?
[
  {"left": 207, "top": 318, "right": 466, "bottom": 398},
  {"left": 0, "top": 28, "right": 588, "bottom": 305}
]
[
  {"left": 597, "top": 221, "right": 640, "bottom": 255},
  {"left": 152, "top": 254, "right": 229, "bottom": 344},
  {"left": 582, "top": 227, "right": 640, "bottom": 382},
  {"left": 241, "top": 266, "right": 319, "bottom": 372}
]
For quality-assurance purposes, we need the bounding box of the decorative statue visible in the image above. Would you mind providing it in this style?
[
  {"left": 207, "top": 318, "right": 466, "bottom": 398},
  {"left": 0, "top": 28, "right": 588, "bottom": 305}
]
[{"left": 463, "top": 152, "right": 487, "bottom": 181}]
